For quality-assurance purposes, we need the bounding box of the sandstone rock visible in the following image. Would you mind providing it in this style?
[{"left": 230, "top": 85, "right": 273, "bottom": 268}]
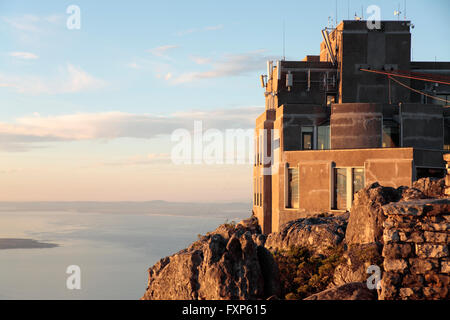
[
  {"left": 332, "top": 244, "right": 382, "bottom": 286},
  {"left": 402, "top": 274, "right": 424, "bottom": 287},
  {"left": 379, "top": 272, "right": 402, "bottom": 300},
  {"left": 346, "top": 183, "right": 399, "bottom": 245},
  {"left": 412, "top": 177, "right": 445, "bottom": 198},
  {"left": 416, "top": 244, "right": 449, "bottom": 258},
  {"left": 382, "top": 243, "right": 413, "bottom": 259},
  {"left": 303, "top": 282, "right": 376, "bottom": 300},
  {"left": 384, "top": 259, "right": 408, "bottom": 272},
  {"left": 141, "top": 218, "right": 280, "bottom": 300},
  {"left": 423, "top": 286, "right": 448, "bottom": 299},
  {"left": 441, "top": 259, "right": 450, "bottom": 273},
  {"left": 400, "top": 231, "right": 425, "bottom": 243},
  {"left": 409, "top": 258, "right": 438, "bottom": 274},
  {"left": 264, "top": 215, "right": 347, "bottom": 256},
  {"left": 424, "top": 231, "right": 448, "bottom": 243},
  {"left": 399, "top": 287, "right": 422, "bottom": 300},
  {"left": 383, "top": 229, "right": 400, "bottom": 243},
  {"left": 398, "top": 187, "right": 425, "bottom": 201}
]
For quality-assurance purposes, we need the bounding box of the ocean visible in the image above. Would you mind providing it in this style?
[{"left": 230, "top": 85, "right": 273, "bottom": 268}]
[{"left": 0, "top": 202, "right": 250, "bottom": 300}]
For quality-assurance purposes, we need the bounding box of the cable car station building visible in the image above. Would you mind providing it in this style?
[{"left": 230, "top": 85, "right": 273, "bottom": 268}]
[{"left": 253, "top": 20, "right": 450, "bottom": 234}]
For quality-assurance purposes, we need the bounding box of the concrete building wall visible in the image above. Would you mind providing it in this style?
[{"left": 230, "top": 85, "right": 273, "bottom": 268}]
[
  {"left": 322, "top": 21, "right": 412, "bottom": 104},
  {"left": 401, "top": 103, "right": 444, "bottom": 149},
  {"left": 252, "top": 110, "right": 275, "bottom": 234},
  {"left": 365, "top": 159, "right": 413, "bottom": 188},
  {"left": 331, "top": 103, "right": 382, "bottom": 149},
  {"left": 266, "top": 148, "right": 418, "bottom": 232},
  {"left": 279, "top": 104, "right": 329, "bottom": 151}
]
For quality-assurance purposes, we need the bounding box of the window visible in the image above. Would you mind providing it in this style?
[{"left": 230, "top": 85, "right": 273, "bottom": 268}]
[
  {"left": 382, "top": 119, "right": 400, "bottom": 148},
  {"left": 326, "top": 95, "right": 335, "bottom": 106},
  {"left": 352, "top": 168, "right": 365, "bottom": 201},
  {"left": 333, "top": 168, "right": 347, "bottom": 210},
  {"left": 253, "top": 177, "right": 256, "bottom": 205},
  {"left": 286, "top": 167, "right": 299, "bottom": 208},
  {"left": 254, "top": 137, "right": 257, "bottom": 166},
  {"left": 318, "top": 122, "right": 330, "bottom": 150},
  {"left": 301, "top": 127, "right": 314, "bottom": 150},
  {"left": 333, "top": 167, "right": 365, "bottom": 210},
  {"left": 259, "top": 177, "right": 263, "bottom": 207},
  {"left": 259, "top": 134, "right": 263, "bottom": 165}
]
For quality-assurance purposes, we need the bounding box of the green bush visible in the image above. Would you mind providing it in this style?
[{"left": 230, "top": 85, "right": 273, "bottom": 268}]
[{"left": 273, "top": 245, "right": 344, "bottom": 300}]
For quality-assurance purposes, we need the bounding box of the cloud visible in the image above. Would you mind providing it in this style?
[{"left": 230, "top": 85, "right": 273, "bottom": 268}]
[
  {"left": 169, "top": 50, "right": 272, "bottom": 84},
  {"left": 175, "top": 25, "right": 224, "bottom": 36},
  {"left": 0, "top": 106, "right": 263, "bottom": 152},
  {"left": 99, "top": 153, "right": 171, "bottom": 167},
  {"left": 9, "top": 51, "right": 39, "bottom": 60},
  {"left": 147, "top": 45, "right": 179, "bottom": 59},
  {"left": 127, "top": 62, "right": 140, "bottom": 69},
  {"left": 2, "top": 14, "right": 63, "bottom": 33},
  {"left": 204, "top": 24, "right": 224, "bottom": 31},
  {"left": 0, "top": 64, "right": 105, "bottom": 95}
]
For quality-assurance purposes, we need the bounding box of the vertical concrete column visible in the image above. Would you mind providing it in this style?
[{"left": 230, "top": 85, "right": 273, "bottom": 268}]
[{"left": 444, "top": 154, "right": 450, "bottom": 196}]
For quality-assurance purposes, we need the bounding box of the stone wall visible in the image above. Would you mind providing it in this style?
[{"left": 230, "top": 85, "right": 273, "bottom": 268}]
[{"left": 380, "top": 198, "right": 450, "bottom": 300}]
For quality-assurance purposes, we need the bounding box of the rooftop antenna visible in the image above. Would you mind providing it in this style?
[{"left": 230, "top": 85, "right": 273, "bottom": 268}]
[
  {"left": 335, "top": 0, "right": 338, "bottom": 27},
  {"left": 404, "top": 0, "right": 407, "bottom": 20},
  {"left": 282, "top": 20, "right": 285, "bottom": 61},
  {"left": 361, "top": 6, "right": 364, "bottom": 19},
  {"left": 347, "top": 0, "right": 350, "bottom": 20}
]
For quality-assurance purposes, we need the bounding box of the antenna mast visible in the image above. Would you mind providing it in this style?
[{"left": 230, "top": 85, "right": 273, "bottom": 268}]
[{"left": 283, "top": 20, "right": 285, "bottom": 61}]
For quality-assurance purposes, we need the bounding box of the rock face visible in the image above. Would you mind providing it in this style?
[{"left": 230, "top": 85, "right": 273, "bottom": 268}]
[
  {"left": 380, "top": 197, "right": 450, "bottom": 300},
  {"left": 332, "top": 243, "right": 382, "bottom": 287},
  {"left": 304, "top": 282, "right": 376, "bottom": 300},
  {"left": 141, "top": 217, "right": 280, "bottom": 300},
  {"left": 412, "top": 177, "right": 445, "bottom": 198},
  {"left": 141, "top": 177, "right": 448, "bottom": 300},
  {"left": 264, "top": 214, "right": 348, "bottom": 256},
  {"left": 345, "top": 182, "right": 400, "bottom": 246}
]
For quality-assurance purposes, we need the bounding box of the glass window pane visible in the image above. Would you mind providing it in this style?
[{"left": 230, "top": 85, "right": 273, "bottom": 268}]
[
  {"left": 318, "top": 125, "right": 330, "bottom": 150},
  {"left": 382, "top": 120, "right": 400, "bottom": 148},
  {"left": 334, "top": 168, "right": 347, "bottom": 210},
  {"left": 287, "top": 168, "right": 299, "bottom": 209},
  {"left": 302, "top": 132, "right": 313, "bottom": 150},
  {"left": 352, "top": 168, "right": 365, "bottom": 200}
]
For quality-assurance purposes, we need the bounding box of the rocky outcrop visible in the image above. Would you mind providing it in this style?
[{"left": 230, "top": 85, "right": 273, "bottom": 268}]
[
  {"left": 264, "top": 214, "right": 348, "bottom": 256},
  {"left": 333, "top": 178, "right": 449, "bottom": 298},
  {"left": 412, "top": 177, "right": 445, "bottom": 199},
  {"left": 141, "top": 178, "right": 448, "bottom": 300},
  {"left": 304, "top": 282, "right": 376, "bottom": 300},
  {"left": 380, "top": 197, "right": 450, "bottom": 300},
  {"left": 332, "top": 243, "right": 382, "bottom": 287},
  {"left": 141, "top": 217, "right": 280, "bottom": 300},
  {"left": 345, "top": 182, "right": 400, "bottom": 246}
]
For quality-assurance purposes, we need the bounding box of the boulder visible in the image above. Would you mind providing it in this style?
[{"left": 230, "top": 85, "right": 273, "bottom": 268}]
[
  {"left": 412, "top": 178, "right": 445, "bottom": 198},
  {"left": 304, "top": 282, "right": 377, "bottom": 300},
  {"left": 345, "top": 183, "right": 400, "bottom": 245},
  {"left": 264, "top": 214, "right": 348, "bottom": 256},
  {"left": 331, "top": 244, "right": 382, "bottom": 286},
  {"left": 141, "top": 217, "right": 280, "bottom": 300}
]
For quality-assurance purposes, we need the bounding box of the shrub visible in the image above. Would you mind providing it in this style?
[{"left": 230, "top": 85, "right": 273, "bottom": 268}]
[{"left": 273, "top": 245, "right": 345, "bottom": 300}]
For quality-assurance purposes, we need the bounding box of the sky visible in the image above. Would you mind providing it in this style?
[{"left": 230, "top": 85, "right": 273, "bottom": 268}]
[{"left": 0, "top": 0, "right": 449, "bottom": 202}]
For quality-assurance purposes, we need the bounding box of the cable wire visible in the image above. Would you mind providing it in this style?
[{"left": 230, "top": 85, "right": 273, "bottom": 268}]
[{"left": 389, "top": 76, "right": 449, "bottom": 104}]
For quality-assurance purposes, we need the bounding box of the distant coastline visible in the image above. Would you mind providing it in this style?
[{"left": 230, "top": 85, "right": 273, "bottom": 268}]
[{"left": 0, "top": 238, "right": 58, "bottom": 250}]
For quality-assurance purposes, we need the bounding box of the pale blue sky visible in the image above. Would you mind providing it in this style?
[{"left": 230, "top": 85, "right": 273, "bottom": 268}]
[{"left": 0, "top": 0, "right": 449, "bottom": 201}]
